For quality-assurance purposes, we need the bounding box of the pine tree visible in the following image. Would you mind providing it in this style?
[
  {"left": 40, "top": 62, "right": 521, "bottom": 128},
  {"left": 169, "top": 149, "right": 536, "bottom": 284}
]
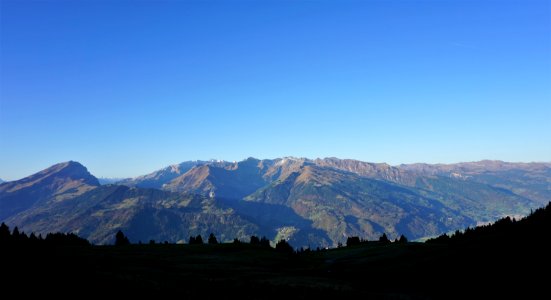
[
  {"left": 275, "top": 239, "right": 294, "bottom": 254},
  {"left": 0, "top": 223, "right": 10, "bottom": 243},
  {"left": 208, "top": 233, "right": 218, "bottom": 244},
  {"left": 346, "top": 236, "right": 361, "bottom": 247},
  {"left": 250, "top": 235, "right": 260, "bottom": 245},
  {"left": 115, "top": 230, "right": 130, "bottom": 246},
  {"left": 259, "top": 236, "right": 270, "bottom": 247},
  {"left": 12, "top": 227, "right": 20, "bottom": 240},
  {"left": 398, "top": 234, "right": 408, "bottom": 243},
  {"left": 195, "top": 235, "right": 203, "bottom": 244},
  {"left": 379, "top": 233, "right": 390, "bottom": 244}
]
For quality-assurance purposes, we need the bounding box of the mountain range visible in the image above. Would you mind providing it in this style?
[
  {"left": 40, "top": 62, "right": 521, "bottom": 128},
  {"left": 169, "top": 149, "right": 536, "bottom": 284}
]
[{"left": 1, "top": 157, "right": 549, "bottom": 246}]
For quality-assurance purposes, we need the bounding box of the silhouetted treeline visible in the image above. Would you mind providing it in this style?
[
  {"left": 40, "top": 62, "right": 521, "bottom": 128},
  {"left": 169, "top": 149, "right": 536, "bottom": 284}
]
[
  {"left": 345, "top": 233, "right": 407, "bottom": 247},
  {"left": 188, "top": 235, "right": 203, "bottom": 244},
  {"left": 0, "top": 223, "right": 90, "bottom": 246},
  {"left": 427, "top": 202, "right": 551, "bottom": 244},
  {"left": 151, "top": 233, "right": 275, "bottom": 248},
  {"left": 249, "top": 235, "right": 271, "bottom": 247},
  {"left": 136, "top": 233, "right": 277, "bottom": 248}
]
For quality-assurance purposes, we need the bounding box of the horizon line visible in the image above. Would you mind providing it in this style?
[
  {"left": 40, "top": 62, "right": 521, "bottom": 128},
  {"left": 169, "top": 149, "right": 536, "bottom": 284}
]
[{"left": 2, "top": 157, "right": 551, "bottom": 182}]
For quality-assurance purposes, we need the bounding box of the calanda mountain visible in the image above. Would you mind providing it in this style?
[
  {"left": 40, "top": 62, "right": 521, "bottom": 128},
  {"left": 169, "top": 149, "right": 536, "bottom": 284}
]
[{"left": 1, "top": 157, "right": 549, "bottom": 247}]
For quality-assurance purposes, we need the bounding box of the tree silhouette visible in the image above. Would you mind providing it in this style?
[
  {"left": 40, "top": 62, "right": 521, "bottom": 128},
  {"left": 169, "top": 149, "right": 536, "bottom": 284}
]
[
  {"left": 115, "top": 230, "right": 130, "bottom": 246},
  {"left": 275, "top": 239, "right": 294, "bottom": 254},
  {"left": 379, "top": 233, "right": 390, "bottom": 244},
  {"left": 398, "top": 234, "right": 408, "bottom": 243},
  {"left": 346, "top": 236, "right": 361, "bottom": 247},
  {"left": 195, "top": 235, "right": 204, "bottom": 244},
  {"left": 19, "top": 231, "right": 29, "bottom": 243},
  {"left": 12, "top": 226, "right": 20, "bottom": 241},
  {"left": 44, "top": 232, "right": 90, "bottom": 246},
  {"left": 0, "top": 224, "right": 90, "bottom": 246},
  {"left": 260, "top": 236, "right": 270, "bottom": 247},
  {"left": 0, "top": 223, "right": 10, "bottom": 243},
  {"left": 29, "top": 232, "right": 38, "bottom": 244},
  {"left": 250, "top": 235, "right": 260, "bottom": 245},
  {"left": 208, "top": 233, "right": 218, "bottom": 244}
]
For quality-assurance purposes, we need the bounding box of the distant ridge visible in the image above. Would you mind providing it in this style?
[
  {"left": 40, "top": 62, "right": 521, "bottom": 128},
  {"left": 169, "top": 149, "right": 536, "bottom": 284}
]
[
  {"left": 116, "top": 160, "right": 212, "bottom": 189},
  {"left": 1, "top": 158, "right": 549, "bottom": 246}
]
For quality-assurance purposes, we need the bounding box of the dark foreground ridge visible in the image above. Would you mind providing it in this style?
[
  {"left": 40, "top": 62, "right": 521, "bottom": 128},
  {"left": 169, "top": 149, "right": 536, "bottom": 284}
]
[{"left": 1, "top": 202, "right": 550, "bottom": 299}]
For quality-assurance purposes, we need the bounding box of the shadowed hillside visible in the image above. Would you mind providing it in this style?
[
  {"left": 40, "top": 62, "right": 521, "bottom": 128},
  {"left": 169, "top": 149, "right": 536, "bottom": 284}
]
[{"left": 1, "top": 202, "right": 549, "bottom": 298}]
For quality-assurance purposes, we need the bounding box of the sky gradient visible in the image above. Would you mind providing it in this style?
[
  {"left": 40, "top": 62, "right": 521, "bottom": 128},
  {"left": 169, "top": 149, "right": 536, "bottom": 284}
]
[{"left": 1, "top": 0, "right": 550, "bottom": 180}]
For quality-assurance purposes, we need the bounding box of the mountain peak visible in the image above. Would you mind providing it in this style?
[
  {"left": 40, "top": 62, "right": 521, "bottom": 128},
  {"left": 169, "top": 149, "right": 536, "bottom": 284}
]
[
  {"left": 41, "top": 160, "right": 87, "bottom": 173},
  {"left": 37, "top": 161, "right": 98, "bottom": 184},
  {"left": 0, "top": 161, "right": 99, "bottom": 220},
  {"left": 281, "top": 156, "right": 308, "bottom": 161},
  {"left": 19, "top": 161, "right": 99, "bottom": 188}
]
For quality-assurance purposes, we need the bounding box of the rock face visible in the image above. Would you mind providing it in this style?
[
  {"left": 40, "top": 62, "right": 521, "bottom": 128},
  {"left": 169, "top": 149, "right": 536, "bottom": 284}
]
[
  {"left": 1, "top": 158, "right": 549, "bottom": 247},
  {"left": 116, "top": 161, "right": 210, "bottom": 189},
  {"left": 314, "top": 157, "right": 416, "bottom": 185}
]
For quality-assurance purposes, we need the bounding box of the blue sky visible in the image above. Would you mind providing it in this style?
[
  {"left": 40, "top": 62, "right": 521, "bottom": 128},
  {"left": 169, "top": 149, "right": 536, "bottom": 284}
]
[{"left": 1, "top": 0, "right": 550, "bottom": 180}]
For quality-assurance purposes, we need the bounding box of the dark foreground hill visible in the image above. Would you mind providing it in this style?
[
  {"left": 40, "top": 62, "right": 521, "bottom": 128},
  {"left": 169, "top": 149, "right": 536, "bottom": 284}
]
[{"left": 1, "top": 202, "right": 549, "bottom": 299}]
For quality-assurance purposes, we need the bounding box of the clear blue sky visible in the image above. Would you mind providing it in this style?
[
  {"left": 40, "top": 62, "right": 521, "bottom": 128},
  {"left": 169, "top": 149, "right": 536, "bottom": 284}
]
[{"left": 1, "top": 0, "right": 550, "bottom": 180}]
